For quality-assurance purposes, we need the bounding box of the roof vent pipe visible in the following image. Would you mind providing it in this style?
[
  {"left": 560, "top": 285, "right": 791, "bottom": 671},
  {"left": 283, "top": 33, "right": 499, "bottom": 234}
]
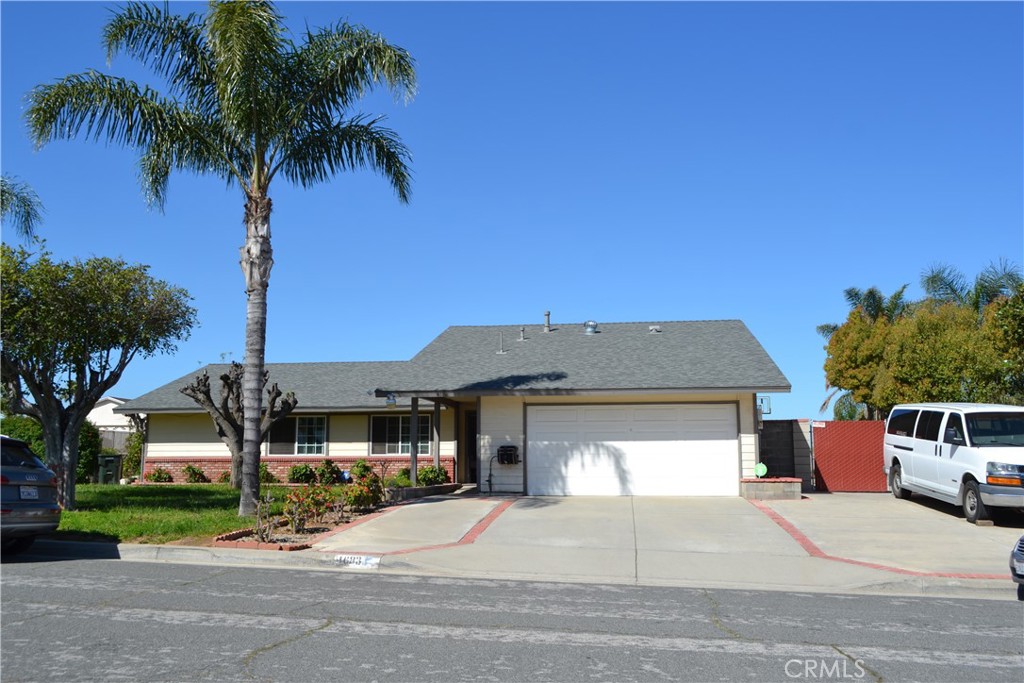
[
  {"left": 584, "top": 320, "right": 598, "bottom": 335},
  {"left": 544, "top": 311, "right": 551, "bottom": 333}
]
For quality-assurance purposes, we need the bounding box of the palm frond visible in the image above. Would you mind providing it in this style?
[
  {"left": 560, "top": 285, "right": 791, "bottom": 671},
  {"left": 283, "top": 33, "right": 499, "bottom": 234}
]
[
  {"left": 816, "top": 323, "right": 839, "bottom": 340},
  {"left": 0, "top": 176, "right": 44, "bottom": 239},
  {"left": 842, "top": 287, "right": 863, "bottom": 309},
  {"left": 883, "top": 284, "right": 910, "bottom": 322},
  {"left": 921, "top": 263, "right": 968, "bottom": 304},
  {"left": 976, "top": 258, "right": 1023, "bottom": 307},
  {"left": 276, "top": 116, "right": 412, "bottom": 202},
  {"left": 104, "top": 1, "right": 217, "bottom": 114},
  {"left": 206, "top": 0, "right": 287, "bottom": 137},
  {"left": 288, "top": 22, "right": 416, "bottom": 124},
  {"left": 28, "top": 71, "right": 177, "bottom": 150}
]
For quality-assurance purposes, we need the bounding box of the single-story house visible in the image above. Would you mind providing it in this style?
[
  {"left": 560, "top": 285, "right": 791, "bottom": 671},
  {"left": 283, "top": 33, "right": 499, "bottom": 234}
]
[
  {"left": 87, "top": 396, "right": 134, "bottom": 452},
  {"left": 117, "top": 318, "right": 790, "bottom": 495}
]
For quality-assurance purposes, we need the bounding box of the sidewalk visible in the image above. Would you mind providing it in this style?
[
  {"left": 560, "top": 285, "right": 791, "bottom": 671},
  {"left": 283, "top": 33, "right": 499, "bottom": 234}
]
[{"left": 31, "top": 493, "right": 1022, "bottom": 600}]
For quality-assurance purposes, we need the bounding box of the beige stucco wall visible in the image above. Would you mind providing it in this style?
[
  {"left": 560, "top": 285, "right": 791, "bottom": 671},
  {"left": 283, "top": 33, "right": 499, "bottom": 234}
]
[
  {"left": 147, "top": 410, "right": 456, "bottom": 462},
  {"left": 147, "top": 414, "right": 231, "bottom": 459},
  {"left": 477, "top": 393, "right": 760, "bottom": 494}
]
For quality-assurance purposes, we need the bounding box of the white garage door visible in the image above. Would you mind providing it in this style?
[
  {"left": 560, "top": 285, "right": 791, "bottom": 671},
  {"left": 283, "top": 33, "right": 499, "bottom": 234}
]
[{"left": 526, "top": 404, "right": 739, "bottom": 496}]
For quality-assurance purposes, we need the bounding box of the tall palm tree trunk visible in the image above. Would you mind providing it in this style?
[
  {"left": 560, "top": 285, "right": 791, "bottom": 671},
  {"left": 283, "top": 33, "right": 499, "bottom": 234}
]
[{"left": 239, "top": 195, "right": 273, "bottom": 515}]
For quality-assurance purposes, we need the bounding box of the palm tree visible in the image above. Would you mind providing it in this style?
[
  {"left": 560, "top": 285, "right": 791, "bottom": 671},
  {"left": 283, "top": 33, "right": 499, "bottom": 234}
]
[
  {"left": 921, "top": 260, "right": 1023, "bottom": 316},
  {"left": 27, "top": 1, "right": 416, "bottom": 514},
  {"left": 817, "top": 284, "right": 909, "bottom": 418},
  {"left": 0, "top": 175, "right": 44, "bottom": 239}
]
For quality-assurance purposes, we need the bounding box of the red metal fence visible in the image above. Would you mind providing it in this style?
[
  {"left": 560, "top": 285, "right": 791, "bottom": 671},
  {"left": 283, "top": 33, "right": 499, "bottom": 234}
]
[{"left": 812, "top": 421, "right": 887, "bottom": 492}]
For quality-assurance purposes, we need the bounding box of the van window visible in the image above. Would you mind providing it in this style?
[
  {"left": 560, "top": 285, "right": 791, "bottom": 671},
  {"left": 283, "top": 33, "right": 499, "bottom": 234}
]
[
  {"left": 887, "top": 409, "right": 919, "bottom": 436},
  {"left": 966, "top": 412, "right": 1024, "bottom": 447},
  {"left": 943, "top": 414, "right": 966, "bottom": 444},
  {"left": 915, "top": 410, "right": 944, "bottom": 441}
]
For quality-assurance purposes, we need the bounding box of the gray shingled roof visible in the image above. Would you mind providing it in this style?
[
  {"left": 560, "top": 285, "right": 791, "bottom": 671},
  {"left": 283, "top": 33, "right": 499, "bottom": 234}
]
[
  {"left": 116, "top": 320, "right": 790, "bottom": 413},
  {"left": 379, "top": 320, "right": 790, "bottom": 396},
  {"left": 116, "top": 361, "right": 410, "bottom": 414}
]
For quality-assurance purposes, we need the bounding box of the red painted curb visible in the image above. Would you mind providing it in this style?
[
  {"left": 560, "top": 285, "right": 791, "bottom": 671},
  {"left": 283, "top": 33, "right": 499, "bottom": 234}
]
[{"left": 748, "top": 499, "right": 1005, "bottom": 580}]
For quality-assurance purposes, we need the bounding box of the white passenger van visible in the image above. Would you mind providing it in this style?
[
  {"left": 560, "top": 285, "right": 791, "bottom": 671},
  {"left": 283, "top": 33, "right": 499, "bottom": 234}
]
[{"left": 883, "top": 403, "right": 1024, "bottom": 524}]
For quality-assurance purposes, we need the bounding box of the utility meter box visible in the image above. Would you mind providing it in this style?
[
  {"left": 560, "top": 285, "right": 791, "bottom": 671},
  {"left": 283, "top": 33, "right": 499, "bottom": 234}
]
[{"left": 497, "top": 445, "right": 520, "bottom": 465}]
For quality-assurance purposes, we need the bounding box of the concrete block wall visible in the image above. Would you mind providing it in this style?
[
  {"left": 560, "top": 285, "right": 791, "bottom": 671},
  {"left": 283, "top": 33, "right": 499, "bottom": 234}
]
[{"left": 793, "top": 419, "right": 814, "bottom": 492}]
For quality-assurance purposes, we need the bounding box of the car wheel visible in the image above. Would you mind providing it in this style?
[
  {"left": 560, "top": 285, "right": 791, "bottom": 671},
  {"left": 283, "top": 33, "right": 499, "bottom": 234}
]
[
  {"left": 963, "top": 480, "right": 989, "bottom": 524},
  {"left": 890, "top": 463, "right": 912, "bottom": 500},
  {"left": 1, "top": 537, "right": 35, "bottom": 557}
]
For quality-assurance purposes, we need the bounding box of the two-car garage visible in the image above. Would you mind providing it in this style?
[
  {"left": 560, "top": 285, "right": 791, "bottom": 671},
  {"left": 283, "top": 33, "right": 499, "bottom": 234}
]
[{"left": 525, "top": 403, "right": 740, "bottom": 496}]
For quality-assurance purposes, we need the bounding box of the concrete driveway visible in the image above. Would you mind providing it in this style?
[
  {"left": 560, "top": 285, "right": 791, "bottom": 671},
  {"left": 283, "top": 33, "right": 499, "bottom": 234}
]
[{"left": 311, "top": 493, "right": 1023, "bottom": 598}]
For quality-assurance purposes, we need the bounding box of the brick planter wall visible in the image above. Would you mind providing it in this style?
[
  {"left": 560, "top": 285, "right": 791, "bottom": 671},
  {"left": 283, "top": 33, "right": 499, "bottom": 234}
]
[{"left": 143, "top": 456, "right": 457, "bottom": 485}]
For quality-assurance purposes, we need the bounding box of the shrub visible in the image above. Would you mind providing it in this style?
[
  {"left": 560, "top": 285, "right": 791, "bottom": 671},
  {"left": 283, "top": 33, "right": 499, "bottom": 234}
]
[
  {"left": 344, "top": 458, "right": 383, "bottom": 509},
  {"left": 216, "top": 470, "right": 232, "bottom": 484},
  {"left": 123, "top": 430, "right": 144, "bottom": 478},
  {"left": 282, "top": 484, "right": 336, "bottom": 533},
  {"left": 342, "top": 476, "right": 383, "bottom": 510},
  {"left": 288, "top": 464, "right": 317, "bottom": 484},
  {"left": 258, "top": 462, "right": 278, "bottom": 483},
  {"left": 1, "top": 415, "right": 46, "bottom": 460},
  {"left": 76, "top": 421, "right": 103, "bottom": 483},
  {"left": 182, "top": 464, "right": 209, "bottom": 483},
  {"left": 314, "top": 458, "right": 342, "bottom": 485},
  {"left": 384, "top": 471, "right": 412, "bottom": 489},
  {"left": 417, "top": 465, "right": 450, "bottom": 487},
  {"left": 145, "top": 467, "right": 173, "bottom": 483},
  {"left": 349, "top": 458, "right": 374, "bottom": 480}
]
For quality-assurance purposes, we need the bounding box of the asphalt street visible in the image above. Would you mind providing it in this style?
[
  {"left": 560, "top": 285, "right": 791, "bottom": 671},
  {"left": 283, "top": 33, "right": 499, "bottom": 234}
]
[{"left": 2, "top": 556, "right": 1022, "bottom": 682}]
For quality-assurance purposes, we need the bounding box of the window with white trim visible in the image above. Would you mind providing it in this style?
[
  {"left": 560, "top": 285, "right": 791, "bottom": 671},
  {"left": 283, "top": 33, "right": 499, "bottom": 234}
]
[
  {"left": 371, "top": 415, "right": 431, "bottom": 455},
  {"left": 268, "top": 416, "right": 327, "bottom": 455},
  {"left": 296, "top": 416, "right": 327, "bottom": 455}
]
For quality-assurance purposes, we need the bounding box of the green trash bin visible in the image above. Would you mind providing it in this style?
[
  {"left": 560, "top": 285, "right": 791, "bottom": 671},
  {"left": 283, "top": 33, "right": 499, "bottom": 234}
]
[{"left": 97, "top": 455, "right": 123, "bottom": 484}]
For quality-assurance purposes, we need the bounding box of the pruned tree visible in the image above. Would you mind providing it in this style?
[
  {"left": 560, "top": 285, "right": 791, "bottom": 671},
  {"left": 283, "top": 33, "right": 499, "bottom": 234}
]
[
  {"left": 1, "top": 243, "right": 196, "bottom": 509},
  {"left": 28, "top": 1, "right": 415, "bottom": 515},
  {"left": 180, "top": 363, "right": 297, "bottom": 488}
]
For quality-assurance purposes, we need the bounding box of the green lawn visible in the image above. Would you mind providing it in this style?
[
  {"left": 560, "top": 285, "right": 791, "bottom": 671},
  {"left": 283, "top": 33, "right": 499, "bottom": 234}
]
[{"left": 55, "top": 484, "right": 294, "bottom": 544}]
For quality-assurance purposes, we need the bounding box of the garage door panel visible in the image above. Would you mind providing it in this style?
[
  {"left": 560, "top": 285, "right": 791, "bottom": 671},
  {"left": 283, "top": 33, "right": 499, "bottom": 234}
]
[
  {"left": 527, "top": 404, "right": 738, "bottom": 496},
  {"left": 583, "top": 407, "right": 629, "bottom": 422}
]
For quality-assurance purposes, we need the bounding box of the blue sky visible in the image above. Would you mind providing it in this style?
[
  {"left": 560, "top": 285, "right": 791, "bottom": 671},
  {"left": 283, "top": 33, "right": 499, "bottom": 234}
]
[{"left": 2, "top": 1, "right": 1022, "bottom": 420}]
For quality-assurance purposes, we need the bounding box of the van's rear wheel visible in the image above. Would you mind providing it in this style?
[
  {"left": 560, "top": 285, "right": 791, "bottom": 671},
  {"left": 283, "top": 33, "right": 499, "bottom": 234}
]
[
  {"left": 890, "top": 463, "right": 912, "bottom": 500},
  {"left": 963, "top": 480, "right": 990, "bottom": 524}
]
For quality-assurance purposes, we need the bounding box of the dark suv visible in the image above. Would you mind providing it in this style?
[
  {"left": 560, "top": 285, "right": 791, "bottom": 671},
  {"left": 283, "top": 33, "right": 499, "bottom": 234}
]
[{"left": 1, "top": 435, "right": 61, "bottom": 555}]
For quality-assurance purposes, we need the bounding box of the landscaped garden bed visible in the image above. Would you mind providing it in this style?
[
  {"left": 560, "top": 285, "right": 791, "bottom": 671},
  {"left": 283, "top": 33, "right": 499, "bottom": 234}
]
[{"left": 58, "top": 458, "right": 458, "bottom": 548}]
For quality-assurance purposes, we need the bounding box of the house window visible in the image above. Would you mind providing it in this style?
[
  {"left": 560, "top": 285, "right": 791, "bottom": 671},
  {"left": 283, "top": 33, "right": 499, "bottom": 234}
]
[
  {"left": 297, "top": 416, "right": 326, "bottom": 455},
  {"left": 371, "top": 415, "right": 431, "bottom": 455},
  {"left": 268, "top": 416, "right": 327, "bottom": 455}
]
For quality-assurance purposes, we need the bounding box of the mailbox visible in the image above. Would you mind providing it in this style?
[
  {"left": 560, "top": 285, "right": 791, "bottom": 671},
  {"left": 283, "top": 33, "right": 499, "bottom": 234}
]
[{"left": 497, "top": 445, "right": 519, "bottom": 465}]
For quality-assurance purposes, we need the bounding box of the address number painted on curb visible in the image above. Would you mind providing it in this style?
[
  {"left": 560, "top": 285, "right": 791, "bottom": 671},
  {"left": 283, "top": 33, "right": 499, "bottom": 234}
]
[{"left": 334, "top": 554, "right": 381, "bottom": 569}]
